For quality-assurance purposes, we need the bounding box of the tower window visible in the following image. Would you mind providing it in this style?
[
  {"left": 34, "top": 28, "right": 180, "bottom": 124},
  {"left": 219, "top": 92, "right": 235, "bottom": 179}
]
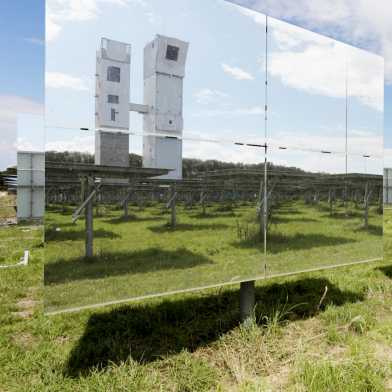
[
  {"left": 107, "top": 66, "right": 121, "bottom": 82},
  {"left": 111, "top": 108, "right": 116, "bottom": 121},
  {"left": 166, "top": 45, "right": 179, "bottom": 61},
  {"left": 108, "top": 94, "right": 119, "bottom": 104}
]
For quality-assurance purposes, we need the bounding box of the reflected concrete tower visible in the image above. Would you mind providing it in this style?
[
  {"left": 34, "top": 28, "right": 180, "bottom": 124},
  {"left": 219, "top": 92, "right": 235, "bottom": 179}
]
[
  {"left": 143, "top": 35, "right": 189, "bottom": 179},
  {"left": 95, "top": 38, "right": 131, "bottom": 167}
]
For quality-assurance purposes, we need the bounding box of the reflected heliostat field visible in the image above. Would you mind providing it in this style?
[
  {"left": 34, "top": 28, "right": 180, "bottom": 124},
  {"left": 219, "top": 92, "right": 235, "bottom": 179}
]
[{"left": 44, "top": 0, "right": 384, "bottom": 313}]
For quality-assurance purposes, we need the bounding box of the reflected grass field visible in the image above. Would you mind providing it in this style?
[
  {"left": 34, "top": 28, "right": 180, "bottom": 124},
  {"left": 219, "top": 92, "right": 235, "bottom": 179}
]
[{"left": 44, "top": 200, "right": 382, "bottom": 313}]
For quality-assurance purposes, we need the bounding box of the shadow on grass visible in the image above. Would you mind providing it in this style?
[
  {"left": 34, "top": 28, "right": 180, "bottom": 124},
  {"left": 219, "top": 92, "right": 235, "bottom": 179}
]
[
  {"left": 190, "top": 212, "right": 221, "bottom": 219},
  {"left": 354, "top": 224, "right": 383, "bottom": 237},
  {"left": 270, "top": 216, "right": 319, "bottom": 224},
  {"left": 44, "top": 248, "right": 214, "bottom": 284},
  {"left": 234, "top": 232, "right": 356, "bottom": 253},
  {"left": 321, "top": 211, "right": 364, "bottom": 220},
  {"left": 64, "top": 277, "right": 364, "bottom": 377},
  {"left": 104, "top": 215, "right": 164, "bottom": 225},
  {"left": 273, "top": 206, "right": 302, "bottom": 215},
  {"left": 148, "top": 222, "right": 230, "bottom": 233},
  {"left": 378, "top": 265, "right": 392, "bottom": 278},
  {"left": 45, "top": 228, "right": 121, "bottom": 242}
]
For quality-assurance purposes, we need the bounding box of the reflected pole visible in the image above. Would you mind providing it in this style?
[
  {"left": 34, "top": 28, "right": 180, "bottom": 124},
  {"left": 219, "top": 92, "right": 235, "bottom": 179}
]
[{"left": 240, "top": 14, "right": 269, "bottom": 324}]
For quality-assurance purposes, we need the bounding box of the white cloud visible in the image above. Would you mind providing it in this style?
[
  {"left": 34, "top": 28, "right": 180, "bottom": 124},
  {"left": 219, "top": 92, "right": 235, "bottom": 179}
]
[
  {"left": 0, "top": 96, "right": 43, "bottom": 125},
  {"left": 269, "top": 128, "right": 382, "bottom": 158},
  {"left": 384, "top": 148, "right": 392, "bottom": 168},
  {"left": 236, "top": 6, "right": 266, "bottom": 26},
  {"left": 267, "top": 35, "right": 384, "bottom": 111},
  {"left": 46, "top": 135, "right": 94, "bottom": 153},
  {"left": 46, "top": 0, "right": 151, "bottom": 42},
  {"left": 46, "top": 72, "right": 89, "bottom": 91},
  {"left": 183, "top": 139, "right": 264, "bottom": 165},
  {"left": 0, "top": 96, "right": 43, "bottom": 170},
  {"left": 234, "top": 3, "right": 384, "bottom": 111},
  {"left": 193, "top": 106, "right": 264, "bottom": 118},
  {"left": 230, "top": 0, "right": 392, "bottom": 84},
  {"left": 222, "top": 63, "right": 255, "bottom": 81},
  {"left": 194, "top": 89, "right": 230, "bottom": 105}
]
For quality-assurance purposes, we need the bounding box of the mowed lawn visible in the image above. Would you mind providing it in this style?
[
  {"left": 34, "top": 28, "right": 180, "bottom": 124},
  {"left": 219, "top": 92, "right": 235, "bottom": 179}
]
[
  {"left": 0, "top": 225, "right": 42, "bottom": 266},
  {"left": 0, "top": 209, "right": 390, "bottom": 391},
  {"left": 0, "top": 192, "right": 16, "bottom": 224},
  {"left": 44, "top": 200, "right": 382, "bottom": 313}
]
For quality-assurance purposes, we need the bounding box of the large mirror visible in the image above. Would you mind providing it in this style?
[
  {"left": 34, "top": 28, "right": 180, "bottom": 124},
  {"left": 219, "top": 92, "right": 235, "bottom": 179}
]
[
  {"left": 45, "top": 136, "right": 267, "bottom": 313},
  {"left": 44, "top": 0, "right": 384, "bottom": 313}
]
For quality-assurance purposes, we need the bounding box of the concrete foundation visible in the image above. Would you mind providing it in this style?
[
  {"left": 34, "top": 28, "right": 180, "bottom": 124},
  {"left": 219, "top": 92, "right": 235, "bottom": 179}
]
[{"left": 95, "top": 130, "right": 129, "bottom": 167}]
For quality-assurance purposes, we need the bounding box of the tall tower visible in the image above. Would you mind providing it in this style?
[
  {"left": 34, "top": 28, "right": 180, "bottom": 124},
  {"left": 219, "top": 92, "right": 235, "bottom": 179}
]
[
  {"left": 143, "top": 35, "right": 189, "bottom": 179},
  {"left": 95, "top": 38, "right": 131, "bottom": 167}
]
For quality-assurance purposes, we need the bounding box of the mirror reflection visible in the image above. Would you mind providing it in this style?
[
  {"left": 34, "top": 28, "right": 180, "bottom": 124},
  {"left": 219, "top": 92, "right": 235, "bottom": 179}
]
[{"left": 44, "top": 0, "right": 384, "bottom": 313}]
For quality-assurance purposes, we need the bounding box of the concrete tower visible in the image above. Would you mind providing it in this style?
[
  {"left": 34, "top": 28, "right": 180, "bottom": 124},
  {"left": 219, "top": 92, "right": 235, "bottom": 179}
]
[
  {"left": 142, "top": 35, "right": 189, "bottom": 179},
  {"left": 95, "top": 38, "right": 131, "bottom": 167}
]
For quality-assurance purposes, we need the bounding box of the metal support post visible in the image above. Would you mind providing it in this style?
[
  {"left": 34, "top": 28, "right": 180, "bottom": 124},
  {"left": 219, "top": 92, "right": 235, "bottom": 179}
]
[
  {"left": 171, "top": 185, "right": 177, "bottom": 228},
  {"left": 240, "top": 280, "right": 255, "bottom": 323},
  {"left": 85, "top": 177, "right": 94, "bottom": 258}
]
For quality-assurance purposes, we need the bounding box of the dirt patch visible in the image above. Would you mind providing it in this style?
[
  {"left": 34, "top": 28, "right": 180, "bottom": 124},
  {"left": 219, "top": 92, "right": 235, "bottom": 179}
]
[
  {"left": 17, "top": 299, "right": 40, "bottom": 310},
  {"left": 265, "top": 365, "right": 291, "bottom": 391},
  {"left": 55, "top": 335, "right": 70, "bottom": 345},
  {"left": 12, "top": 332, "right": 37, "bottom": 349},
  {"left": 11, "top": 310, "right": 34, "bottom": 319},
  {"left": 374, "top": 342, "right": 392, "bottom": 362},
  {"left": 12, "top": 292, "right": 41, "bottom": 319}
]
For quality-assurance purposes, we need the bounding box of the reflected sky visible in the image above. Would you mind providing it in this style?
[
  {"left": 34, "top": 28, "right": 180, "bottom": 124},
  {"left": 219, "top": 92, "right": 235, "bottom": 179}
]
[
  {"left": 44, "top": 0, "right": 383, "bottom": 173},
  {"left": 18, "top": 113, "right": 45, "bottom": 153}
]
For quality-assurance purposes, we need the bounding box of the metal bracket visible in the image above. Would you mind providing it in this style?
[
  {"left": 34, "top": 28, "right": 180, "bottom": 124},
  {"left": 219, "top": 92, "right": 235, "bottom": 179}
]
[
  {"left": 166, "top": 192, "right": 178, "bottom": 209},
  {"left": 129, "top": 103, "right": 149, "bottom": 114},
  {"left": 72, "top": 183, "right": 102, "bottom": 223},
  {"left": 120, "top": 188, "right": 135, "bottom": 208}
]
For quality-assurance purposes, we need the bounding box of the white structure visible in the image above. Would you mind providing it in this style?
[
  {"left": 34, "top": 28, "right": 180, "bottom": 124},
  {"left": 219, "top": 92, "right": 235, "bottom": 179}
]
[
  {"left": 384, "top": 168, "right": 392, "bottom": 205},
  {"left": 95, "top": 38, "right": 131, "bottom": 168},
  {"left": 143, "top": 35, "right": 189, "bottom": 179},
  {"left": 17, "top": 151, "right": 45, "bottom": 221},
  {"left": 94, "top": 35, "right": 188, "bottom": 179}
]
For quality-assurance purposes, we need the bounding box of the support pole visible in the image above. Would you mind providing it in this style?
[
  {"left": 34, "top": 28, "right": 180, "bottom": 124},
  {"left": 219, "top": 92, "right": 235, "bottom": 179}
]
[
  {"left": 201, "top": 191, "right": 206, "bottom": 216},
  {"left": 124, "top": 197, "right": 129, "bottom": 218},
  {"left": 240, "top": 280, "right": 255, "bottom": 323},
  {"left": 85, "top": 177, "right": 94, "bottom": 258},
  {"left": 171, "top": 185, "right": 177, "bottom": 228}
]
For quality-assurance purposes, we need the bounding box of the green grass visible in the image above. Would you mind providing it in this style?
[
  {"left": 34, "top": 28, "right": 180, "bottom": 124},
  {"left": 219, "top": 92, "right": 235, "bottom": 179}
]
[
  {"left": 0, "top": 192, "right": 16, "bottom": 224},
  {"left": 44, "top": 200, "right": 382, "bottom": 312},
  {"left": 0, "top": 225, "right": 42, "bottom": 265},
  {"left": 0, "top": 206, "right": 390, "bottom": 391},
  {"left": 295, "top": 357, "right": 386, "bottom": 392}
]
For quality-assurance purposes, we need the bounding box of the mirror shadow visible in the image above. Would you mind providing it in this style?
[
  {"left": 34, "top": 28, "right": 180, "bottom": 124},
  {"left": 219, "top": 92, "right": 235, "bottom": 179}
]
[
  {"left": 64, "top": 277, "right": 364, "bottom": 377},
  {"left": 378, "top": 266, "right": 392, "bottom": 279}
]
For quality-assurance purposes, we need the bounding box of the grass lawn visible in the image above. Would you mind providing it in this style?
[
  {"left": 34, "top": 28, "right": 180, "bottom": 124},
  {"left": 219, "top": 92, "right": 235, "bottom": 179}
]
[
  {"left": 0, "top": 208, "right": 390, "bottom": 391},
  {"left": 0, "top": 192, "right": 16, "bottom": 225},
  {"left": 0, "top": 225, "right": 42, "bottom": 266},
  {"left": 44, "top": 200, "right": 382, "bottom": 313}
]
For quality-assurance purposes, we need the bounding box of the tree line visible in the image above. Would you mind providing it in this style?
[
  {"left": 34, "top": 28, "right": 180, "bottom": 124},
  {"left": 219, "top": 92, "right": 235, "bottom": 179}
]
[{"left": 45, "top": 151, "right": 305, "bottom": 178}]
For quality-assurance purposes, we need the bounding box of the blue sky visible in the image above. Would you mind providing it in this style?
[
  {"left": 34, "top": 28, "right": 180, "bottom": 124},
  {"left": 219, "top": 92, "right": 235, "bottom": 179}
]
[
  {"left": 0, "top": 0, "right": 44, "bottom": 169},
  {"left": 0, "top": 1, "right": 44, "bottom": 101},
  {"left": 45, "top": 0, "right": 384, "bottom": 174},
  {"left": 0, "top": 0, "right": 388, "bottom": 173}
]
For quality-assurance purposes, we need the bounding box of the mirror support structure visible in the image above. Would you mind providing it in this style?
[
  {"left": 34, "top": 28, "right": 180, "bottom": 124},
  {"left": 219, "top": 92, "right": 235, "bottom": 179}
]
[{"left": 240, "top": 280, "right": 255, "bottom": 323}]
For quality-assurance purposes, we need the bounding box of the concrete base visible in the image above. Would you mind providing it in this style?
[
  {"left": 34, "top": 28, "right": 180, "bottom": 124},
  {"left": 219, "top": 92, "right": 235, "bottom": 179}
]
[
  {"left": 95, "top": 130, "right": 129, "bottom": 167},
  {"left": 240, "top": 281, "right": 255, "bottom": 323}
]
